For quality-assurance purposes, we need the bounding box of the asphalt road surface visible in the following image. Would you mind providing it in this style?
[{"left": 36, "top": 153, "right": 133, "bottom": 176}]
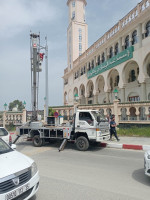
[{"left": 16, "top": 141, "right": 150, "bottom": 200}]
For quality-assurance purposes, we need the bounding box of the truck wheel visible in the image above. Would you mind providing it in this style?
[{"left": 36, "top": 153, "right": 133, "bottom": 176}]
[
  {"left": 76, "top": 136, "right": 89, "bottom": 151},
  {"left": 33, "top": 135, "right": 43, "bottom": 147}
]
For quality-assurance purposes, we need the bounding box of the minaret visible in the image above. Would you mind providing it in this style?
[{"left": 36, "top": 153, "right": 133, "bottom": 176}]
[{"left": 67, "top": 0, "right": 88, "bottom": 71}]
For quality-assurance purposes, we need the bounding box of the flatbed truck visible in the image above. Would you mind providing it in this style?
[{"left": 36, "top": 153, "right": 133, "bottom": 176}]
[{"left": 16, "top": 109, "right": 110, "bottom": 151}]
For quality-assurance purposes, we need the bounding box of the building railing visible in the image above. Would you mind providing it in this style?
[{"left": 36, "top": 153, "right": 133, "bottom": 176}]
[{"left": 52, "top": 101, "right": 150, "bottom": 125}]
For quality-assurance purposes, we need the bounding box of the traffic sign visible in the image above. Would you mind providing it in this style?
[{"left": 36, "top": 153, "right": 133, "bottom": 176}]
[{"left": 54, "top": 112, "right": 59, "bottom": 118}]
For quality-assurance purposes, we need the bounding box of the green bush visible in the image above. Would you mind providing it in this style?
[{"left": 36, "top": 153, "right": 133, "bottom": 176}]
[
  {"left": 6, "top": 123, "right": 16, "bottom": 132},
  {"left": 118, "top": 127, "right": 150, "bottom": 137}
]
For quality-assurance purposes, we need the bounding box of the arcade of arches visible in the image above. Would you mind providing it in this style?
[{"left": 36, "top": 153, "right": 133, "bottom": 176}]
[{"left": 64, "top": 57, "right": 150, "bottom": 105}]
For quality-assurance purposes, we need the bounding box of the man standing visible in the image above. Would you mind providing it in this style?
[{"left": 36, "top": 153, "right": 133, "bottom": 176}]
[{"left": 110, "top": 116, "right": 120, "bottom": 141}]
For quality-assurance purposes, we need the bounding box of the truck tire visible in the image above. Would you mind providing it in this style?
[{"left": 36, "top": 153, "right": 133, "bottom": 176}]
[
  {"left": 76, "top": 136, "right": 89, "bottom": 151},
  {"left": 33, "top": 135, "right": 43, "bottom": 147}
]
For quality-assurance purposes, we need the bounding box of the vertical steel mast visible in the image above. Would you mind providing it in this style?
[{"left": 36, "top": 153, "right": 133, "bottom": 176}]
[
  {"left": 30, "top": 33, "right": 41, "bottom": 121},
  {"left": 45, "top": 36, "right": 49, "bottom": 118}
]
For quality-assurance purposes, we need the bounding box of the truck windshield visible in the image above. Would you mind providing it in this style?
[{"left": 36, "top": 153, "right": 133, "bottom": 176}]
[
  {"left": 91, "top": 111, "right": 106, "bottom": 122},
  {"left": 0, "top": 139, "right": 12, "bottom": 154}
]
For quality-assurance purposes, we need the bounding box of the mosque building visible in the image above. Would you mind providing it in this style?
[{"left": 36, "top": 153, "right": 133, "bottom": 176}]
[{"left": 63, "top": 0, "right": 150, "bottom": 106}]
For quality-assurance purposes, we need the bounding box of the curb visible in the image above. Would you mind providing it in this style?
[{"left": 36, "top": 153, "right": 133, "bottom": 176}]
[{"left": 100, "top": 142, "right": 150, "bottom": 151}]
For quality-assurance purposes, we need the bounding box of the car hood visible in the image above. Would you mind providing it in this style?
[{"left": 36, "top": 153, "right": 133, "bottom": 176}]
[{"left": 0, "top": 150, "right": 33, "bottom": 178}]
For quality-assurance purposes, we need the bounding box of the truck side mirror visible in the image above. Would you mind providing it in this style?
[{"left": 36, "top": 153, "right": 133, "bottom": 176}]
[{"left": 97, "top": 116, "right": 101, "bottom": 122}]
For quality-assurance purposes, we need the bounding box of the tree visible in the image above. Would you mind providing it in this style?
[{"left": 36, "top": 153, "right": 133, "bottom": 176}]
[
  {"left": 48, "top": 108, "right": 56, "bottom": 116},
  {"left": 9, "top": 100, "right": 25, "bottom": 111}
]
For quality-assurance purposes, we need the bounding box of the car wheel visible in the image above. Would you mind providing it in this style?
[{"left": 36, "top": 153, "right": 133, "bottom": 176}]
[
  {"left": 76, "top": 136, "right": 89, "bottom": 151},
  {"left": 33, "top": 135, "right": 43, "bottom": 147}
]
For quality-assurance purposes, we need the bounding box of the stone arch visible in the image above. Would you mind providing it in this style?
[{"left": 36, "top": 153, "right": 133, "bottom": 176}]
[
  {"left": 86, "top": 80, "right": 94, "bottom": 98},
  {"left": 139, "top": 107, "right": 147, "bottom": 120},
  {"left": 129, "top": 107, "right": 137, "bottom": 120},
  {"left": 107, "top": 69, "right": 119, "bottom": 92},
  {"left": 122, "top": 60, "right": 139, "bottom": 84},
  {"left": 95, "top": 75, "right": 105, "bottom": 93},
  {"left": 79, "top": 84, "right": 86, "bottom": 104},
  {"left": 95, "top": 75, "right": 105, "bottom": 104},
  {"left": 79, "top": 84, "right": 85, "bottom": 97}
]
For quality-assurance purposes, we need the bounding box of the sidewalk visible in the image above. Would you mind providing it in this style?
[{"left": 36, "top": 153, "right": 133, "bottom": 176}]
[{"left": 100, "top": 136, "right": 150, "bottom": 151}]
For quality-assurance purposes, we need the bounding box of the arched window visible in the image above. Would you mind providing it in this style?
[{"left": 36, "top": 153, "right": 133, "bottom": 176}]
[
  {"left": 125, "top": 35, "right": 130, "bottom": 49},
  {"left": 97, "top": 55, "right": 100, "bottom": 65},
  {"left": 109, "top": 47, "right": 113, "bottom": 58},
  {"left": 129, "top": 70, "right": 136, "bottom": 82},
  {"left": 146, "top": 21, "right": 150, "bottom": 37},
  {"left": 110, "top": 77, "right": 113, "bottom": 90},
  {"left": 83, "top": 66, "right": 86, "bottom": 74},
  {"left": 102, "top": 52, "right": 105, "bottom": 63},
  {"left": 114, "top": 75, "right": 119, "bottom": 86},
  {"left": 132, "top": 30, "right": 137, "bottom": 45},
  {"left": 91, "top": 60, "right": 94, "bottom": 69},
  {"left": 72, "top": 11, "right": 75, "bottom": 20},
  {"left": 88, "top": 63, "right": 91, "bottom": 71},
  {"left": 81, "top": 68, "right": 83, "bottom": 76},
  {"left": 115, "top": 43, "right": 119, "bottom": 55},
  {"left": 72, "top": 1, "right": 75, "bottom": 7}
]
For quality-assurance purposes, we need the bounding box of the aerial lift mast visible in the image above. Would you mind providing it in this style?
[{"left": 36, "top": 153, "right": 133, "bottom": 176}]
[{"left": 30, "top": 32, "right": 48, "bottom": 121}]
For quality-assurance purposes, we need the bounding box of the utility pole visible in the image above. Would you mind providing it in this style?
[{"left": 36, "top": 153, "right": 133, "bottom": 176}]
[{"left": 45, "top": 36, "right": 49, "bottom": 118}]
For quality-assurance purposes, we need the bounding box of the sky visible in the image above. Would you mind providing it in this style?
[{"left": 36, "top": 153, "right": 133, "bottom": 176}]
[{"left": 0, "top": 0, "right": 140, "bottom": 111}]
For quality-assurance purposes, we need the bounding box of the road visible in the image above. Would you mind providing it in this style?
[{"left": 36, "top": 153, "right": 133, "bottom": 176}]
[{"left": 16, "top": 140, "right": 150, "bottom": 200}]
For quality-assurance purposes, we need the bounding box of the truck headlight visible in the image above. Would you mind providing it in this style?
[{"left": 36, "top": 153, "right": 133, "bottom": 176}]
[
  {"left": 147, "top": 155, "right": 150, "bottom": 159},
  {"left": 31, "top": 162, "right": 38, "bottom": 177},
  {"left": 99, "top": 131, "right": 102, "bottom": 136}
]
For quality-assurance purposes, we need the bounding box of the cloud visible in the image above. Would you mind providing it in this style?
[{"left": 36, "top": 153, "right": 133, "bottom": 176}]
[{"left": 0, "top": 0, "right": 59, "bottom": 38}]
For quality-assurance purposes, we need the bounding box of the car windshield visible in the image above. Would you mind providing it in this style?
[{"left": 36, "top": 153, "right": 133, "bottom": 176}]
[
  {"left": 0, "top": 139, "right": 13, "bottom": 154},
  {"left": 91, "top": 111, "right": 106, "bottom": 122},
  {"left": 0, "top": 128, "right": 8, "bottom": 136}
]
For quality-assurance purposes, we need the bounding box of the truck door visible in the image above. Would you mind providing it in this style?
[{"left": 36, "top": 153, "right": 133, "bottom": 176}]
[{"left": 76, "top": 112, "right": 94, "bottom": 130}]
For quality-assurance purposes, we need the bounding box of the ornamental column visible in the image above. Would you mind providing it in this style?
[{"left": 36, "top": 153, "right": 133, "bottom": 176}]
[
  {"left": 141, "top": 82, "right": 147, "bottom": 101},
  {"left": 120, "top": 88, "right": 125, "bottom": 102},
  {"left": 113, "top": 99, "right": 119, "bottom": 125},
  {"left": 106, "top": 92, "right": 110, "bottom": 103},
  {"left": 94, "top": 91, "right": 99, "bottom": 104},
  {"left": 22, "top": 109, "right": 27, "bottom": 124},
  {"left": 137, "top": 23, "right": 142, "bottom": 48}
]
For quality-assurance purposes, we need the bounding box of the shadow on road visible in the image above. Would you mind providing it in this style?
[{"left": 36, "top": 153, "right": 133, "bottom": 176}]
[
  {"left": 16, "top": 139, "right": 103, "bottom": 152},
  {"left": 132, "top": 168, "right": 150, "bottom": 186}
]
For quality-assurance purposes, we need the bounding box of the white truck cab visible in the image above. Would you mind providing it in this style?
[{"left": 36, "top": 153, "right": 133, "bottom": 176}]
[{"left": 72, "top": 110, "right": 110, "bottom": 150}]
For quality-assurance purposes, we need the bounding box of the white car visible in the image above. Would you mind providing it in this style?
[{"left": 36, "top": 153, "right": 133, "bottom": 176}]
[
  {"left": 0, "top": 127, "right": 11, "bottom": 145},
  {"left": 144, "top": 150, "right": 150, "bottom": 176},
  {"left": 0, "top": 138, "right": 39, "bottom": 200}
]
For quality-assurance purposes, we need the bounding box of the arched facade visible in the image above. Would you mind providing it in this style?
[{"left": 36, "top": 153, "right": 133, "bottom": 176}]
[{"left": 63, "top": 0, "right": 150, "bottom": 106}]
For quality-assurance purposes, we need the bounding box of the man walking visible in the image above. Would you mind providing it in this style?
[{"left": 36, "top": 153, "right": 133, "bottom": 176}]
[{"left": 110, "top": 116, "right": 120, "bottom": 141}]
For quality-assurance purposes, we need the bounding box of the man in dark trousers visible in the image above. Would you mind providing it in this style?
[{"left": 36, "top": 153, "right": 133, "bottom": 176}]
[{"left": 110, "top": 115, "right": 120, "bottom": 141}]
